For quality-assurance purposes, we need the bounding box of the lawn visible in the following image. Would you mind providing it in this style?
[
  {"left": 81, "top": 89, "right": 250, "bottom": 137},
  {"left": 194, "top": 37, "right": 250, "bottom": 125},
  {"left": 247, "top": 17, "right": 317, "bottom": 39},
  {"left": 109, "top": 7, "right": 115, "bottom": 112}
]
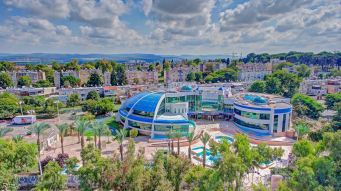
[
  {"left": 158, "top": 72, "right": 164, "bottom": 84},
  {"left": 104, "top": 116, "right": 120, "bottom": 130},
  {"left": 114, "top": 103, "right": 121, "bottom": 111},
  {"left": 60, "top": 106, "right": 82, "bottom": 111}
]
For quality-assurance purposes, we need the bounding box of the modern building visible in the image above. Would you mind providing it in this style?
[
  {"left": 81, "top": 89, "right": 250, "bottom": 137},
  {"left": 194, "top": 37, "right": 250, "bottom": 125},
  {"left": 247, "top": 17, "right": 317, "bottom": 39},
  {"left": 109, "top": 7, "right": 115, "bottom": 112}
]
[
  {"left": 58, "top": 87, "right": 104, "bottom": 102},
  {"left": 164, "top": 66, "right": 200, "bottom": 84},
  {"left": 125, "top": 70, "right": 158, "bottom": 85},
  {"left": 5, "top": 86, "right": 57, "bottom": 98},
  {"left": 6, "top": 70, "right": 46, "bottom": 86},
  {"left": 237, "top": 63, "right": 272, "bottom": 82},
  {"left": 53, "top": 69, "right": 111, "bottom": 88},
  {"left": 116, "top": 85, "right": 292, "bottom": 138}
]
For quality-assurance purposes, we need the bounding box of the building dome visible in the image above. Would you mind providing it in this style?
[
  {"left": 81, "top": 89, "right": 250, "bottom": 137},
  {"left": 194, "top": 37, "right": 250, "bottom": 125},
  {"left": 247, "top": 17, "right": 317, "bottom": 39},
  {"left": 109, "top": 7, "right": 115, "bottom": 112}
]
[
  {"left": 253, "top": 97, "right": 267, "bottom": 104},
  {"left": 181, "top": 85, "right": 193, "bottom": 92}
]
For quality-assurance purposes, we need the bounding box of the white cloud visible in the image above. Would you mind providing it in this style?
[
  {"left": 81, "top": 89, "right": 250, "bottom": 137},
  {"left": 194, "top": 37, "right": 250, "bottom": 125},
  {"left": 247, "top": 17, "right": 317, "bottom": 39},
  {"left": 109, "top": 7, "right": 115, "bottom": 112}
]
[
  {"left": 3, "top": 0, "right": 70, "bottom": 20},
  {"left": 141, "top": 0, "right": 153, "bottom": 16}
]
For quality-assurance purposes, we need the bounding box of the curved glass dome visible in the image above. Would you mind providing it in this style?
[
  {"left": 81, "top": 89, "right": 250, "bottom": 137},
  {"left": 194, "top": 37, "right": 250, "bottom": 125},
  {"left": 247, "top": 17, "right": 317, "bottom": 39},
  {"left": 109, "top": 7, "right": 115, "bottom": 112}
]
[
  {"left": 253, "top": 97, "right": 267, "bottom": 104},
  {"left": 181, "top": 85, "right": 193, "bottom": 92},
  {"left": 123, "top": 91, "right": 164, "bottom": 112}
]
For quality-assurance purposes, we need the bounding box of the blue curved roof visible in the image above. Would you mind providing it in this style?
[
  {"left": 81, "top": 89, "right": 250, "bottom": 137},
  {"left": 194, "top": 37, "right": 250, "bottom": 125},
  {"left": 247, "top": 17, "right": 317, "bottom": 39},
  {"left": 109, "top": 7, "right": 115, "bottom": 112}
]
[
  {"left": 196, "top": 87, "right": 202, "bottom": 90},
  {"left": 218, "top": 87, "right": 223, "bottom": 90},
  {"left": 181, "top": 85, "right": 193, "bottom": 91},
  {"left": 131, "top": 93, "right": 164, "bottom": 112},
  {"left": 253, "top": 97, "right": 267, "bottom": 104},
  {"left": 124, "top": 91, "right": 151, "bottom": 109}
]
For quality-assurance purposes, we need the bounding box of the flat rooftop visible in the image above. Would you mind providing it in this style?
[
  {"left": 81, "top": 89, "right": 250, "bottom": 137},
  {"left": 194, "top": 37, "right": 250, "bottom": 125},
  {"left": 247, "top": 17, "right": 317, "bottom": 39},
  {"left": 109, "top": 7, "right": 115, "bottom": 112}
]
[{"left": 233, "top": 93, "right": 292, "bottom": 109}]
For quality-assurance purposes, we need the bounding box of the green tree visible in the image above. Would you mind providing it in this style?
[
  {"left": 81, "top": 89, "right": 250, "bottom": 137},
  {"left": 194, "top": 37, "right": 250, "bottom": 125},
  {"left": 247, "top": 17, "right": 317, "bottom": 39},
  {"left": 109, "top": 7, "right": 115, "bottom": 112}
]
[
  {"left": 0, "top": 127, "right": 13, "bottom": 138},
  {"left": 200, "top": 133, "right": 211, "bottom": 167},
  {"left": 205, "top": 63, "right": 215, "bottom": 72},
  {"left": 35, "top": 161, "right": 68, "bottom": 191},
  {"left": 110, "top": 60, "right": 118, "bottom": 71},
  {"left": 248, "top": 81, "right": 265, "bottom": 93},
  {"left": 185, "top": 132, "right": 195, "bottom": 161},
  {"left": 91, "top": 121, "right": 108, "bottom": 149},
  {"left": 67, "top": 93, "right": 81, "bottom": 108},
  {"left": 95, "top": 59, "right": 113, "bottom": 73},
  {"left": 73, "top": 117, "right": 90, "bottom": 149},
  {"left": 166, "top": 131, "right": 175, "bottom": 153},
  {"left": 114, "top": 128, "right": 127, "bottom": 161},
  {"left": 104, "top": 130, "right": 111, "bottom": 143},
  {"left": 318, "top": 73, "right": 324, "bottom": 79},
  {"left": 148, "top": 64, "right": 155, "bottom": 71},
  {"left": 215, "top": 58, "right": 222, "bottom": 63},
  {"left": 25, "top": 63, "right": 35, "bottom": 70},
  {"left": 137, "top": 65, "right": 142, "bottom": 71},
  {"left": 61, "top": 75, "right": 81, "bottom": 87},
  {"left": 271, "top": 70, "right": 302, "bottom": 98},
  {"left": 86, "top": 90, "right": 100, "bottom": 101},
  {"left": 52, "top": 61, "right": 60, "bottom": 71},
  {"left": 174, "top": 131, "right": 182, "bottom": 155},
  {"left": 28, "top": 122, "right": 50, "bottom": 169},
  {"left": 164, "top": 61, "right": 171, "bottom": 69},
  {"left": 117, "top": 64, "right": 128, "bottom": 85},
  {"left": 274, "top": 62, "right": 294, "bottom": 70},
  {"left": 265, "top": 76, "right": 282, "bottom": 94},
  {"left": 56, "top": 123, "right": 69, "bottom": 154},
  {"left": 11, "top": 134, "right": 23, "bottom": 143},
  {"left": 0, "top": 73, "right": 13, "bottom": 89},
  {"left": 165, "top": 154, "right": 192, "bottom": 191},
  {"left": 133, "top": 77, "right": 139, "bottom": 84},
  {"left": 36, "top": 64, "right": 55, "bottom": 84},
  {"left": 130, "top": 129, "right": 138, "bottom": 141},
  {"left": 292, "top": 139, "right": 314, "bottom": 158},
  {"left": 18, "top": 76, "right": 32, "bottom": 87},
  {"left": 194, "top": 72, "right": 202, "bottom": 82},
  {"left": 186, "top": 72, "right": 195, "bottom": 82},
  {"left": 324, "top": 93, "right": 341, "bottom": 110},
  {"left": 65, "top": 59, "right": 80, "bottom": 71},
  {"left": 291, "top": 94, "right": 324, "bottom": 119},
  {"left": 33, "top": 79, "right": 53, "bottom": 87},
  {"left": 64, "top": 156, "right": 80, "bottom": 175},
  {"left": 0, "top": 93, "right": 18, "bottom": 119},
  {"left": 193, "top": 58, "right": 202, "bottom": 65},
  {"left": 87, "top": 73, "right": 103, "bottom": 86},
  {"left": 296, "top": 64, "right": 312, "bottom": 78},
  {"left": 110, "top": 70, "right": 118, "bottom": 85}
]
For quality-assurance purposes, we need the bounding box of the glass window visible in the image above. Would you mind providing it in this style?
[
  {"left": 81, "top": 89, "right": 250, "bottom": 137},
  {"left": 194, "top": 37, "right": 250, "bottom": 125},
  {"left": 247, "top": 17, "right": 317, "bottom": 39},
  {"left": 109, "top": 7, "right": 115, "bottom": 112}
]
[
  {"left": 128, "top": 120, "right": 151, "bottom": 131},
  {"left": 273, "top": 115, "right": 278, "bottom": 133},
  {"left": 121, "top": 117, "right": 125, "bottom": 123},
  {"left": 132, "top": 110, "right": 154, "bottom": 119},
  {"left": 234, "top": 108, "right": 270, "bottom": 120},
  {"left": 234, "top": 118, "right": 269, "bottom": 130},
  {"left": 178, "top": 109, "right": 180, "bottom": 113},
  {"left": 224, "top": 104, "right": 234, "bottom": 113},
  {"left": 182, "top": 108, "right": 184, "bottom": 113},
  {"left": 174, "top": 108, "right": 176, "bottom": 113},
  {"left": 166, "top": 97, "right": 179, "bottom": 103},
  {"left": 282, "top": 114, "right": 286, "bottom": 132},
  {"left": 157, "top": 98, "right": 165, "bottom": 117}
]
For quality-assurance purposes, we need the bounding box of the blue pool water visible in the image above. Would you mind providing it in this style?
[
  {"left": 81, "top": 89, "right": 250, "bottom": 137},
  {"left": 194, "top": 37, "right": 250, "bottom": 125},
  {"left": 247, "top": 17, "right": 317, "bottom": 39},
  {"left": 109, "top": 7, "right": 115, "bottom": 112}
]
[
  {"left": 214, "top": 136, "right": 234, "bottom": 143},
  {"left": 259, "top": 161, "right": 273, "bottom": 167},
  {"left": 244, "top": 94, "right": 261, "bottom": 101},
  {"left": 234, "top": 124, "right": 272, "bottom": 137},
  {"left": 192, "top": 147, "right": 220, "bottom": 166},
  {"left": 151, "top": 135, "right": 169, "bottom": 140},
  {"left": 61, "top": 165, "right": 80, "bottom": 175}
]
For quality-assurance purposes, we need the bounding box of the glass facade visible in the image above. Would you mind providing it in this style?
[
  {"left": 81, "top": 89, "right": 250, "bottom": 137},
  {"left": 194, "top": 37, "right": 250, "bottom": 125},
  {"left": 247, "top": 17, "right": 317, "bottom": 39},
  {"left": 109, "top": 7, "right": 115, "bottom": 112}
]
[
  {"left": 282, "top": 114, "right": 286, "bottom": 132},
  {"left": 128, "top": 120, "right": 152, "bottom": 131},
  {"left": 121, "top": 117, "right": 126, "bottom": 123},
  {"left": 234, "top": 108, "right": 270, "bottom": 120},
  {"left": 223, "top": 104, "right": 234, "bottom": 113},
  {"left": 202, "top": 100, "right": 218, "bottom": 111},
  {"left": 166, "top": 97, "right": 179, "bottom": 103},
  {"left": 132, "top": 110, "right": 154, "bottom": 118},
  {"left": 187, "top": 95, "right": 196, "bottom": 112},
  {"left": 273, "top": 115, "right": 278, "bottom": 133},
  {"left": 154, "top": 124, "right": 190, "bottom": 133},
  {"left": 218, "top": 95, "right": 223, "bottom": 111},
  {"left": 157, "top": 98, "right": 165, "bottom": 117},
  {"left": 196, "top": 95, "right": 202, "bottom": 111},
  {"left": 234, "top": 118, "right": 269, "bottom": 130}
]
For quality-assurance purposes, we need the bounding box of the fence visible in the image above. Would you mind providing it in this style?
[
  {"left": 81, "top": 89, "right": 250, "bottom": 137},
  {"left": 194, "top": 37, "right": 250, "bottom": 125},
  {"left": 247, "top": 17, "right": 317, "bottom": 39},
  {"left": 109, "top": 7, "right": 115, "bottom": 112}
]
[{"left": 16, "top": 175, "right": 80, "bottom": 186}]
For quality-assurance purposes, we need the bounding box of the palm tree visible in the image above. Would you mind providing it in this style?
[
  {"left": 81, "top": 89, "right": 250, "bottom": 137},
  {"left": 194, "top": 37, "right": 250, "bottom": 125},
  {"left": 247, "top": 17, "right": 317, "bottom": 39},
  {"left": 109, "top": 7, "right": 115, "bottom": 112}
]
[
  {"left": 12, "top": 134, "right": 23, "bottom": 143},
  {"left": 0, "top": 126, "right": 13, "bottom": 138},
  {"left": 28, "top": 122, "right": 50, "bottom": 154},
  {"left": 174, "top": 131, "right": 182, "bottom": 155},
  {"left": 185, "top": 132, "right": 195, "bottom": 161},
  {"left": 73, "top": 117, "right": 90, "bottom": 149},
  {"left": 165, "top": 131, "right": 174, "bottom": 153},
  {"left": 73, "top": 116, "right": 83, "bottom": 143},
  {"left": 114, "top": 128, "right": 127, "bottom": 160},
  {"left": 200, "top": 133, "right": 211, "bottom": 167},
  {"left": 55, "top": 123, "right": 69, "bottom": 154},
  {"left": 293, "top": 125, "right": 310, "bottom": 140},
  {"left": 90, "top": 122, "right": 99, "bottom": 148},
  {"left": 91, "top": 121, "right": 108, "bottom": 150}
]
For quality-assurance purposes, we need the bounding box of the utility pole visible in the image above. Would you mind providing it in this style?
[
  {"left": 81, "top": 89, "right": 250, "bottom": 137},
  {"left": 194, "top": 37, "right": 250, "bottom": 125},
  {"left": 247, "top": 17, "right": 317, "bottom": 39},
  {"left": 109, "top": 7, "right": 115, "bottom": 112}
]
[
  {"left": 54, "top": 100, "right": 60, "bottom": 122},
  {"left": 17, "top": 101, "right": 24, "bottom": 115}
]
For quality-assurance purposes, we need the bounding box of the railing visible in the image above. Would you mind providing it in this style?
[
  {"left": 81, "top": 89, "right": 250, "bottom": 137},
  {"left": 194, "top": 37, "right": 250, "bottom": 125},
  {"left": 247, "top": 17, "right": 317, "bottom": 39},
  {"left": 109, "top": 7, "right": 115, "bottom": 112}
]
[{"left": 16, "top": 175, "right": 80, "bottom": 186}]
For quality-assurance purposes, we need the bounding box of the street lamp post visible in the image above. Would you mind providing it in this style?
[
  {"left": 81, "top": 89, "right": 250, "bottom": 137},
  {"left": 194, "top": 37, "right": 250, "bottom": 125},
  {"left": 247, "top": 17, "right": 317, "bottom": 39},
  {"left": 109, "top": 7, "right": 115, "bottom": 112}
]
[
  {"left": 54, "top": 100, "right": 60, "bottom": 122},
  {"left": 17, "top": 101, "right": 24, "bottom": 115}
]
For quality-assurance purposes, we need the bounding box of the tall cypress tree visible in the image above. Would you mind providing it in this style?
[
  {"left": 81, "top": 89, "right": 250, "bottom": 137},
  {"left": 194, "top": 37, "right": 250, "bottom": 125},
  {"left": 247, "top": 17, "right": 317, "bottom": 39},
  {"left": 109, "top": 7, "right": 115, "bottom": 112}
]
[
  {"left": 117, "top": 65, "right": 128, "bottom": 85},
  {"left": 110, "top": 70, "right": 118, "bottom": 85}
]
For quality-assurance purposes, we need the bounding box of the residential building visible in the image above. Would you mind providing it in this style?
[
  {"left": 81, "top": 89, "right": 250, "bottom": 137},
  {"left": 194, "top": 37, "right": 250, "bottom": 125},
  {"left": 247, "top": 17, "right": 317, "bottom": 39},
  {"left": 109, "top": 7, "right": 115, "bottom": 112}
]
[
  {"left": 53, "top": 69, "right": 111, "bottom": 88},
  {"left": 58, "top": 86, "right": 104, "bottom": 102},
  {"left": 117, "top": 86, "right": 292, "bottom": 138},
  {"left": 6, "top": 70, "right": 46, "bottom": 86},
  {"left": 125, "top": 70, "right": 158, "bottom": 85},
  {"left": 237, "top": 63, "right": 272, "bottom": 82},
  {"left": 164, "top": 66, "right": 200, "bottom": 84},
  {"left": 199, "top": 62, "right": 226, "bottom": 72},
  {"left": 103, "top": 86, "right": 118, "bottom": 98},
  {"left": 267, "top": 58, "right": 287, "bottom": 71},
  {"left": 299, "top": 79, "right": 341, "bottom": 95},
  {"left": 5, "top": 87, "right": 57, "bottom": 98}
]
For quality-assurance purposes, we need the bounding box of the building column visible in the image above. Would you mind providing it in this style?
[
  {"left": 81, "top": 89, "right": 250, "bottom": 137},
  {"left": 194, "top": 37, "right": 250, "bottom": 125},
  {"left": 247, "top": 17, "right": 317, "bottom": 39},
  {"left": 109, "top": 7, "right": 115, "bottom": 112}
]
[
  {"left": 285, "top": 113, "right": 290, "bottom": 132},
  {"left": 269, "top": 109, "right": 275, "bottom": 134},
  {"left": 123, "top": 119, "right": 129, "bottom": 130},
  {"left": 277, "top": 114, "right": 283, "bottom": 133},
  {"left": 151, "top": 123, "right": 155, "bottom": 138}
]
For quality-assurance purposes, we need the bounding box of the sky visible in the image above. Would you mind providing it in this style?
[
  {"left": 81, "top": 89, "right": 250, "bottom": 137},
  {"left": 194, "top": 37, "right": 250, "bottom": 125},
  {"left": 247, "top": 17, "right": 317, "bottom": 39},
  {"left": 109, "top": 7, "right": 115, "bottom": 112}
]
[{"left": 0, "top": 0, "right": 340, "bottom": 55}]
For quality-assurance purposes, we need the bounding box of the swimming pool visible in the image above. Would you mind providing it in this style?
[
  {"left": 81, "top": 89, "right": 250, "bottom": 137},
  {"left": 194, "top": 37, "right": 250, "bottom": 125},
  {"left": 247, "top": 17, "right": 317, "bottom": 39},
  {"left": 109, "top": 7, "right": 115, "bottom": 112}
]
[
  {"left": 259, "top": 161, "right": 273, "bottom": 167},
  {"left": 192, "top": 147, "right": 220, "bottom": 166},
  {"left": 61, "top": 165, "right": 80, "bottom": 175},
  {"left": 244, "top": 94, "right": 261, "bottom": 101},
  {"left": 214, "top": 136, "right": 234, "bottom": 143}
]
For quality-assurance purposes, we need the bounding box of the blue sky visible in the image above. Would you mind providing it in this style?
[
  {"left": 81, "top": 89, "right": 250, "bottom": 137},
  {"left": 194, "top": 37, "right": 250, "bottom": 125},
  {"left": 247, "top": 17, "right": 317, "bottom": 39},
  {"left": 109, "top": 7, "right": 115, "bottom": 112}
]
[{"left": 0, "top": 0, "right": 340, "bottom": 55}]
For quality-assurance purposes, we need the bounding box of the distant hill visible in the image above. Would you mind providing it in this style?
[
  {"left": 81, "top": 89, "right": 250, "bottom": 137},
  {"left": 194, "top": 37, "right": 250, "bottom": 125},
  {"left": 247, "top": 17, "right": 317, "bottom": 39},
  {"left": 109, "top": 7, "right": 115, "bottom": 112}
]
[{"left": 0, "top": 53, "right": 234, "bottom": 64}]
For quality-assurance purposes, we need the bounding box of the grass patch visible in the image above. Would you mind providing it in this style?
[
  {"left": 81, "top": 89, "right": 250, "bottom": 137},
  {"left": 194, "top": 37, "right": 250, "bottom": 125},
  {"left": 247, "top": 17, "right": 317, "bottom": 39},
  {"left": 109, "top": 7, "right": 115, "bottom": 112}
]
[
  {"left": 158, "top": 72, "right": 164, "bottom": 84},
  {"left": 114, "top": 104, "right": 121, "bottom": 111},
  {"left": 104, "top": 117, "right": 120, "bottom": 130},
  {"left": 60, "top": 106, "right": 81, "bottom": 111}
]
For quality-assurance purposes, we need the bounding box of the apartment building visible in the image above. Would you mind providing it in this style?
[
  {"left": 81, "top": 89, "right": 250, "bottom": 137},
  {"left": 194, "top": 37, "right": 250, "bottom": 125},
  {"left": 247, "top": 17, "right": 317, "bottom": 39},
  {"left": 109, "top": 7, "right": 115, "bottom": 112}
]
[
  {"left": 58, "top": 86, "right": 104, "bottom": 102},
  {"left": 53, "top": 69, "right": 111, "bottom": 88},
  {"left": 237, "top": 63, "right": 272, "bottom": 82},
  {"left": 5, "top": 86, "right": 57, "bottom": 98},
  {"left": 125, "top": 70, "right": 158, "bottom": 85},
  {"left": 164, "top": 66, "right": 200, "bottom": 84},
  {"left": 299, "top": 79, "right": 341, "bottom": 95},
  {"left": 6, "top": 70, "right": 46, "bottom": 86},
  {"left": 199, "top": 62, "right": 226, "bottom": 72}
]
